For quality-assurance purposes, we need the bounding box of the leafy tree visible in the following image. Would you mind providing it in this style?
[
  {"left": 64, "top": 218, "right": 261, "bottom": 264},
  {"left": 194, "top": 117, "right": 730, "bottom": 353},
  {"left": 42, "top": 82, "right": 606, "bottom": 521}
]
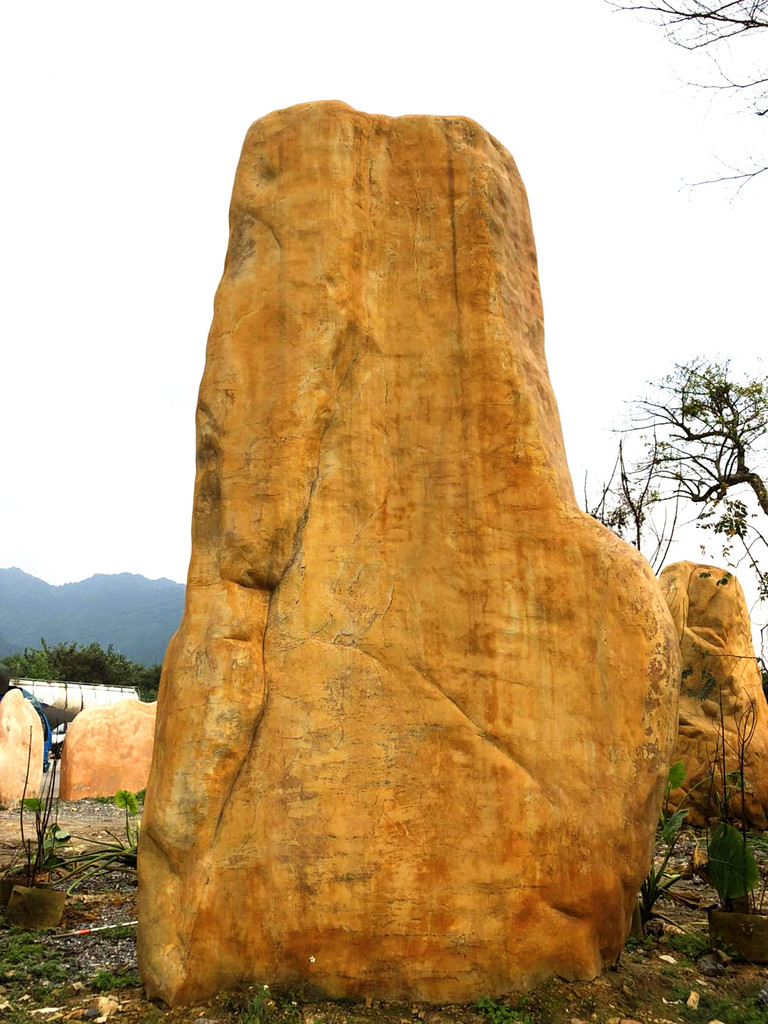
[
  {"left": 4, "top": 640, "right": 160, "bottom": 702},
  {"left": 5, "top": 644, "right": 53, "bottom": 682},
  {"left": 609, "top": 0, "right": 768, "bottom": 185},
  {"left": 590, "top": 359, "right": 768, "bottom": 619},
  {"left": 135, "top": 663, "right": 161, "bottom": 703},
  {"left": 631, "top": 359, "right": 768, "bottom": 515}
]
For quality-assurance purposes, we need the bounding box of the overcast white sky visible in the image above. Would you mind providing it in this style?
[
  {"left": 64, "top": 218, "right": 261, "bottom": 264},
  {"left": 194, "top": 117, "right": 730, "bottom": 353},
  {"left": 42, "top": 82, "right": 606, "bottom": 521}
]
[{"left": 1, "top": 2, "right": 765, "bottom": 619}]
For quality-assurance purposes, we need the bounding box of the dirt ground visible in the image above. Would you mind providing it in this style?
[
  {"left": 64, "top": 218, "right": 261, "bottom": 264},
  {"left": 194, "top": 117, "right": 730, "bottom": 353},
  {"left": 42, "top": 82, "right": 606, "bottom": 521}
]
[
  {"left": 3, "top": 804, "right": 768, "bottom": 1024},
  {"left": 0, "top": 800, "right": 128, "bottom": 854}
]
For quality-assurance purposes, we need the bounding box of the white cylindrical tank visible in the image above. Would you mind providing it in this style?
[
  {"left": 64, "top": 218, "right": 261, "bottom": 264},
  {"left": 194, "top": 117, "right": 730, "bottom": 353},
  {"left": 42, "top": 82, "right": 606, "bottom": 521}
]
[{"left": 9, "top": 679, "right": 139, "bottom": 727}]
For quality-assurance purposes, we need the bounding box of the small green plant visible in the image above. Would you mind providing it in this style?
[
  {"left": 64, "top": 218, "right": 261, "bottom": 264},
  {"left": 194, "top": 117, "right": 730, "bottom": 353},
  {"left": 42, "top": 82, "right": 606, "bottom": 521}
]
[
  {"left": 624, "top": 933, "right": 655, "bottom": 954},
  {"left": 20, "top": 804, "right": 70, "bottom": 873},
  {"left": 18, "top": 747, "right": 66, "bottom": 887},
  {"left": 0, "top": 927, "right": 67, "bottom": 985},
  {"left": 244, "top": 989, "right": 273, "bottom": 1024},
  {"left": 0, "top": 928, "right": 50, "bottom": 968},
  {"left": 99, "top": 923, "right": 137, "bottom": 940},
  {"left": 223, "top": 987, "right": 302, "bottom": 1024},
  {"left": 278, "top": 995, "right": 302, "bottom": 1024},
  {"left": 639, "top": 760, "right": 689, "bottom": 923},
  {"left": 667, "top": 929, "right": 710, "bottom": 960},
  {"left": 90, "top": 967, "right": 141, "bottom": 991},
  {"left": 476, "top": 996, "right": 533, "bottom": 1024},
  {"left": 708, "top": 821, "right": 760, "bottom": 907},
  {"left": 59, "top": 789, "right": 141, "bottom": 893},
  {"left": 225, "top": 985, "right": 297, "bottom": 1024},
  {"left": 114, "top": 789, "right": 140, "bottom": 846},
  {"left": 28, "top": 958, "right": 68, "bottom": 982},
  {"left": 699, "top": 693, "right": 766, "bottom": 912},
  {"left": 663, "top": 980, "right": 693, "bottom": 1002},
  {"left": 696, "top": 990, "right": 768, "bottom": 1024}
]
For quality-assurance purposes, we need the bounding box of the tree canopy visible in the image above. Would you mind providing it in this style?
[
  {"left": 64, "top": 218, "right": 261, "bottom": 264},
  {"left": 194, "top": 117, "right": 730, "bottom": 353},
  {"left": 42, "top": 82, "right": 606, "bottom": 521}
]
[
  {"left": 631, "top": 359, "right": 768, "bottom": 518},
  {"left": 3, "top": 639, "right": 161, "bottom": 702}
]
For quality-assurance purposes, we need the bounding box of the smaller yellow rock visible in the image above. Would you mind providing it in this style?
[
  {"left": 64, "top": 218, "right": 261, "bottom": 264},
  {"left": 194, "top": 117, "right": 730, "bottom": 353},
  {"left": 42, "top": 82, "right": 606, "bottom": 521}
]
[{"left": 60, "top": 700, "right": 156, "bottom": 800}]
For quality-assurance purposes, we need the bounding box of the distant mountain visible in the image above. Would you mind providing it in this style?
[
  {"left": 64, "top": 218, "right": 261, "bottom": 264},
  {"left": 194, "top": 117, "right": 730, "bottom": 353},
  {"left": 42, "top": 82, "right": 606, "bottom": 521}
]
[{"left": 0, "top": 568, "right": 185, "bottom": 666}]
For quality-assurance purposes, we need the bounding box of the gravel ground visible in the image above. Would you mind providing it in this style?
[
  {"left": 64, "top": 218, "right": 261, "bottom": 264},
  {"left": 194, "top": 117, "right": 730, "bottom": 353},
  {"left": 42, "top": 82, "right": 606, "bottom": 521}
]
[
  {"left": 1, "top": 799, "right": 139, "bottom": 991},
  {"left": 44, "top": 881, "right": 138, "bottom": 980},
  {"left": 0, "top": 801, "right": 140, "bottom": 1022},
  {"left": 0, "top": 799, "right": 128, "bottom": 857}
]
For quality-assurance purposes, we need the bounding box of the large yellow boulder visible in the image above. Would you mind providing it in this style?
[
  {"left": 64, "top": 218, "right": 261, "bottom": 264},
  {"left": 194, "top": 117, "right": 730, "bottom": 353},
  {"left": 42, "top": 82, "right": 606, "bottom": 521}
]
[
  {"left": 59, "top": 699, "right": 156, "bottom": 801},
  {"left": 660, "top": 561, "right": 768, "bottom": 827},
  {"left": 0, "top": 689, "right": 43, "bottom": 806},
  {"left": 138, "top": 100, "right": 680, "bottom": 1005}
]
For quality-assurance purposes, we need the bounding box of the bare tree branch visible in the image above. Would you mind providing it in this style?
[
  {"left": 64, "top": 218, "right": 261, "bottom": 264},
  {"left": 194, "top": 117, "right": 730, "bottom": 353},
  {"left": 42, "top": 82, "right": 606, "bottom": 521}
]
[
  {"left": 585, "top": 435, "right": 679, "bottom": 570},
  {"left": 608, "top": 0, "right": 768, "bottom": 184}
]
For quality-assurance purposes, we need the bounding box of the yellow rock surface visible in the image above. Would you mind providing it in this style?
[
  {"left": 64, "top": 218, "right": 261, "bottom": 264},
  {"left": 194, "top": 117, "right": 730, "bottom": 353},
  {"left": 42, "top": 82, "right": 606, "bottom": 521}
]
[
  {"left": 660, "top": 561, "right": 768, "bottom": 827},
  {"left": 59, "top": 699, "right": 156, "bottom": 801},
  {"left": 138, "top": 100, "right": 680, "bottom": 1005},
  {"left": 0, "top": 689, "right": 43, "bottom": 806}
]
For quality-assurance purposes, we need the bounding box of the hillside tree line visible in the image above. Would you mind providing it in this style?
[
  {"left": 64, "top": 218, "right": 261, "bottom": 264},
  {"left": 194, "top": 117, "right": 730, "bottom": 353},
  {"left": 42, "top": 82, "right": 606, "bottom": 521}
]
[{"left": 2, "top": 639, "right": 161, "bottom": 702}]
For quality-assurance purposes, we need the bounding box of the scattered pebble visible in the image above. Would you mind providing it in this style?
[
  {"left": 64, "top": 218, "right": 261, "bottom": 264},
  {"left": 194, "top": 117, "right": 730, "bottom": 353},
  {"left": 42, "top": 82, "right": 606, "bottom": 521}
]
[{"left": 697, "top": 954, "right": 725, "bottom": 977}]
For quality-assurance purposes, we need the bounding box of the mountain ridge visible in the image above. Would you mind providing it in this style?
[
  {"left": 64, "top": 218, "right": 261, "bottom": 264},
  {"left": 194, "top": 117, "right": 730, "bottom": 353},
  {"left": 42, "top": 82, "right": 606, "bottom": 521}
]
[{"left": 0, "top": 568, "right": 185, "bottom": 666}]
